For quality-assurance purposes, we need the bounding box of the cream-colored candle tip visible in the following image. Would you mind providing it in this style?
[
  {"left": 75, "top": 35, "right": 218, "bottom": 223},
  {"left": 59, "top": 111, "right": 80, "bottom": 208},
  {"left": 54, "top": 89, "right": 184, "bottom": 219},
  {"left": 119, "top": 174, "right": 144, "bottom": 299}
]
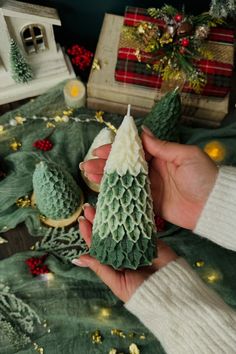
[{"left": 127, "top": 104, "right": 131, "bottom": 117}]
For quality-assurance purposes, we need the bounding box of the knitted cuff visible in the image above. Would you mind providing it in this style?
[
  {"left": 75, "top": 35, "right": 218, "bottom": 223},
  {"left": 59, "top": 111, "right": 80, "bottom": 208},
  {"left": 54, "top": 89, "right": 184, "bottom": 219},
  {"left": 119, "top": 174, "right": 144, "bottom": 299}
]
[
  {"left": 125, "top": 258, "right": 236, "bottom": 354},
  {"left": 194, "top": 166, "right": 236, "bottom": 250}
]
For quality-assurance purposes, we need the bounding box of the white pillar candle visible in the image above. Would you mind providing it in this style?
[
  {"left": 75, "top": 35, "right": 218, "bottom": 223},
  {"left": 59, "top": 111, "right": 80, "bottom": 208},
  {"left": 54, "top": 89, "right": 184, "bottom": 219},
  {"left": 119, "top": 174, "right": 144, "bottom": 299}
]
[{"left": 63, "top": 79, "right": 86, "bottom": 108}]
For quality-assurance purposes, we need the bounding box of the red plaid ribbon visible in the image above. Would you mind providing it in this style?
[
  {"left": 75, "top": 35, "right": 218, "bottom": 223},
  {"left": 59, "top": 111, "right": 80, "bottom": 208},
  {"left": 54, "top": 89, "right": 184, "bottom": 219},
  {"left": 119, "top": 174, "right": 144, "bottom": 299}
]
[{"left": 115, "top": 6, "right": 234, "bottom": 97}]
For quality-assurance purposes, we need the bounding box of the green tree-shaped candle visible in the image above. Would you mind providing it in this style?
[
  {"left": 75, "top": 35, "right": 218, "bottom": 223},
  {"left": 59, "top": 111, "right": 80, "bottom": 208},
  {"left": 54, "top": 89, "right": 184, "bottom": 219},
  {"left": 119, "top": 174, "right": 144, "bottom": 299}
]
[
  {"left": 9, "top": 39, "right": 33, "bottom": 84},
  {"left": 33, "top": 161, "right": 83, "bottom": 221},
  {"left": 90, "top": 107, "right": 157, "bottom": 270},
  {"left": 143, "top": 90, "right": 182, "bottom": 141}
]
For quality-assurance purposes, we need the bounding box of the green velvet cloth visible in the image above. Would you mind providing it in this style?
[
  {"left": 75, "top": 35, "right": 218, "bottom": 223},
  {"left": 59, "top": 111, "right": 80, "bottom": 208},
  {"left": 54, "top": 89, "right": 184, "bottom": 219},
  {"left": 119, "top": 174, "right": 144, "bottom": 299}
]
[{"left": 0, "top": 82, "right": 236, "bottom": 353}]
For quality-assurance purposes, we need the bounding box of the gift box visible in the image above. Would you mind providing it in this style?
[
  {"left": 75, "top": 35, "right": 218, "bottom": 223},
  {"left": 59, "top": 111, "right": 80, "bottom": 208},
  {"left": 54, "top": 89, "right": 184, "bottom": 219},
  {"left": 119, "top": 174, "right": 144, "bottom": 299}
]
[
  {"left": 115, "top": 7, "right": 234, "bottom": 98},
  {"left": 87, "top": 14, "right": 231, "bottom": 127}
]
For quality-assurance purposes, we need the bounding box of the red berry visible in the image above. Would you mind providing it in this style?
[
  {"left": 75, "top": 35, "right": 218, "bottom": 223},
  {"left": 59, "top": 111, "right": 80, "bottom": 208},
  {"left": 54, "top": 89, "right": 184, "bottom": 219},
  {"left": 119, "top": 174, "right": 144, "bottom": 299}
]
[
  {"left": 33, "top": 139, "right": 53, "bottom": 151},
  {"left": 181, "top": 38, "right": 190, "bottom": 47}
]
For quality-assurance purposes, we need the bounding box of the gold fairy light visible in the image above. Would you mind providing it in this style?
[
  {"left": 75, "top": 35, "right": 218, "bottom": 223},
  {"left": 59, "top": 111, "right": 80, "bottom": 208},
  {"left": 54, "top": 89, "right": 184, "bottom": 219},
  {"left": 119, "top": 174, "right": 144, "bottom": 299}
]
[
  {"left": 201, "top": 267, "right": 223, "bottom": 284},
  {"left": 204, "top": 141, "right": 226, "bottom": 163},
  {"left": 0, "top": 125, "right": 4, "bottom": 132},
  {"left": 98, "top": 307, "right": 112, "bottom": 319}
]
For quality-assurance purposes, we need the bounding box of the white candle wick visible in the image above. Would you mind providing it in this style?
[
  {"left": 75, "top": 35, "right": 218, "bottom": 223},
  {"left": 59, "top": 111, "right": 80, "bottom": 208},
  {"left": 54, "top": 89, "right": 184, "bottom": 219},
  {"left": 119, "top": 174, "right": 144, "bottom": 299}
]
[{"left": 127, "top": 104, "right": 131, "bottom": 117}]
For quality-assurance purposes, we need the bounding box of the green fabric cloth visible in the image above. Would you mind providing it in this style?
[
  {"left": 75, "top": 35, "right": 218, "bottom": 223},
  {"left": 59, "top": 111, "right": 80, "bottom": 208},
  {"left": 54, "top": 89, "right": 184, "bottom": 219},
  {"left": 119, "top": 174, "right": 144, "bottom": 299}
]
[{"left": 0, "top": 82, "right": 236, "bottom": 353}]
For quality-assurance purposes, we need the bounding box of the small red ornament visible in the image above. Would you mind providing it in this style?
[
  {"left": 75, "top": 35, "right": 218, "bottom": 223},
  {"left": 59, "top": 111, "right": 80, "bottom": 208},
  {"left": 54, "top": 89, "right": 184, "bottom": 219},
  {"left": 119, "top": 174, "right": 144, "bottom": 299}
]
[
  {"left": 181, "top": 38, "right": 190, "bottom": 47},
  {"left": 174, "top": 13, "right": 183, "bottom": 22},
  {"left": 155, "top": 215, "right": 166, "bottom": 232},
  {"left": 33, "top": 139, "right": 53, "bottom": 151}
]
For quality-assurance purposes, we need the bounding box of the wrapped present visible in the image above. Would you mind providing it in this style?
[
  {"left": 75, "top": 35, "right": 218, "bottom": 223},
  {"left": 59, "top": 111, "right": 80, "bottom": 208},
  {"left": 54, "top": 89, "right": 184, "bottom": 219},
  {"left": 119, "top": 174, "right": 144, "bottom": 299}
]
[{"left": 115, "top": 6, "right": 234, "bottom": 97}]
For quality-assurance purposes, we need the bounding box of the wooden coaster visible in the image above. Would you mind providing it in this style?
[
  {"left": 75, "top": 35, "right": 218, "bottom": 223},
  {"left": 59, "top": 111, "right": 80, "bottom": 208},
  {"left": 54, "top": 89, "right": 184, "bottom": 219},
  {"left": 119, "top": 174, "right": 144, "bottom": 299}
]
[
  {"left": 31, "top": 192, "right": 84, "bottom": 227},
  {"left": 81, "top": 170, "right": 100, "bottom": 193}
]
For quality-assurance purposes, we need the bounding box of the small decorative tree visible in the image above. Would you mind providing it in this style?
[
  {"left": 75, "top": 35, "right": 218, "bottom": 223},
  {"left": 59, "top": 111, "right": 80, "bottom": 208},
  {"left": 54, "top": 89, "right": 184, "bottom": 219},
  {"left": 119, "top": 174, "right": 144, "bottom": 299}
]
[
  {"left": 9, "top": 39, "right": 33, "bottom": 84},
  {"left": 143, "top": 89, "right": 182, "bottom": 142},
  {"left": 90, "top": 110, "right": 157, "bottom": 270},
  {"left": 33, "top": 161, "right": 83, "bottom": 221}
]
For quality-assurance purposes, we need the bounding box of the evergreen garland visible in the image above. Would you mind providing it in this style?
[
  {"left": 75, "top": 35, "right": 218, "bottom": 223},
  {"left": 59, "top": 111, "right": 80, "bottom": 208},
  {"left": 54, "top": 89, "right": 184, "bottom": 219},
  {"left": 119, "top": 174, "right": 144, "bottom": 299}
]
[
  {"left": 9, "top": 39, "right": 33, "bottom": 84},
  {"left": 35, "top": 227, "right": 88, "bottom": 262},
  {"left": 210, "top": 0, "right": 236, "bottom": 18},
  {"left": 0, "top": 283, "right": 41, "bottom": 350}
]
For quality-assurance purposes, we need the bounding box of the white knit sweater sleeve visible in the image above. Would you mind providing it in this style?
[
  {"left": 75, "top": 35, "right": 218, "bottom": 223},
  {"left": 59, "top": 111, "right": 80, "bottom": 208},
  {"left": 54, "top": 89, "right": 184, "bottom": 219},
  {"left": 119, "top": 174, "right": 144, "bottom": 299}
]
[
  {"left": 125, "top": 258, "right": 236, "bottom": 354},
  {"left": 194, "top": 166, "right": 236, "bottom": 250},
  {"left": 125, "top": 166, "right": 236, "bottom": 353}
]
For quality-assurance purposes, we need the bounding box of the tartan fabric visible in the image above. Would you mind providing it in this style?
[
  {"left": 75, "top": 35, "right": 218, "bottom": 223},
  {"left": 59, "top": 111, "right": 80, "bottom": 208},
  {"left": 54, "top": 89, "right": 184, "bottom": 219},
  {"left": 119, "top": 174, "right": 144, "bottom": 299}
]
[{"left": 115, "top": 6, "right": 234, "bottom": 97}]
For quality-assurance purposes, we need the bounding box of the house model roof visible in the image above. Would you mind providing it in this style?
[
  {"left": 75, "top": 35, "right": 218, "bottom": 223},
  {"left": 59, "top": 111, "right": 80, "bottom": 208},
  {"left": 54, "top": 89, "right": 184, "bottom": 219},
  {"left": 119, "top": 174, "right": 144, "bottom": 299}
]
[{"left": 0, "top": 0, "right": 61, "bottom": 25}]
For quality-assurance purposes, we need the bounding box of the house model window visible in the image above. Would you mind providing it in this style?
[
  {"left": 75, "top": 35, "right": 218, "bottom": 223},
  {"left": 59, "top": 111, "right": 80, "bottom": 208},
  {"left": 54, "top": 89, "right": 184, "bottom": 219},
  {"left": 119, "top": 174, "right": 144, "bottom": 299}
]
[{"left": 21, "top": 24, "right": 47, "bottom": 53}]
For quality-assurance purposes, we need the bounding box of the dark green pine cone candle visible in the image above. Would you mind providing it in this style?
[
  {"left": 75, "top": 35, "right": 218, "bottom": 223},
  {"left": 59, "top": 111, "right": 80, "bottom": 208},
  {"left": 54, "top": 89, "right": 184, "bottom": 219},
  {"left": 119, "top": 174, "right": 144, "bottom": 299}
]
[
  {"left": 90, "top": 112, "right": 157, "bottom": 270},
  {"left": 33, "top": 161, "right": 82, "bottom": 220},
  {"left": 143, "top": 89, "right": 182, "bottom": 142}
]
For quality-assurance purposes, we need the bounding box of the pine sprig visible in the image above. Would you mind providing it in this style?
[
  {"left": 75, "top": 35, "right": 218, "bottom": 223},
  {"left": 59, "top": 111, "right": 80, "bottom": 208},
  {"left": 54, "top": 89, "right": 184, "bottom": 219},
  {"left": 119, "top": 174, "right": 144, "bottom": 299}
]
[
  {"left": 0, "top": 284, "right": 41, "bottom": 349},
  {"left": 35, "top": 227, "right": 88, "bottom": 262}
]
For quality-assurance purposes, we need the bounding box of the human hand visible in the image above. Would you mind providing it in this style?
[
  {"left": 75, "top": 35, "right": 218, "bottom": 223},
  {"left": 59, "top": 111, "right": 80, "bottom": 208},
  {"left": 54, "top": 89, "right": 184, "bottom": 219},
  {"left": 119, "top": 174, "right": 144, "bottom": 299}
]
[
  {"left": 72, "top": 204, "right": 178, "bottom": 302},
  {"left": 80, "top": 129, "right": 218, "bottom": 230},
  {"left": 141, "top": 127, "right": 218, "bottom": 230}
]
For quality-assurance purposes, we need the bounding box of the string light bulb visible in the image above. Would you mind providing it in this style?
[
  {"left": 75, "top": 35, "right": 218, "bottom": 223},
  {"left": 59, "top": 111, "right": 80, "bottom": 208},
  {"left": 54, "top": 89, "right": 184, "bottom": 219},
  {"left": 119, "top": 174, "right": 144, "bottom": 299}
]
[{"left": 204, "top": 140, "right": 226, "bottom": 163}]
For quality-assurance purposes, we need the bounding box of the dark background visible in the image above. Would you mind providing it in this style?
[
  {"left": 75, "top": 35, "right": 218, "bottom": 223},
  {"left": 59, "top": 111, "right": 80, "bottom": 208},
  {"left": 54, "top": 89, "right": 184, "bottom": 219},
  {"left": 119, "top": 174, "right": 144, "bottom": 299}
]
[{"left": 25, "top": 0, "right": 210, "bottom": 49}]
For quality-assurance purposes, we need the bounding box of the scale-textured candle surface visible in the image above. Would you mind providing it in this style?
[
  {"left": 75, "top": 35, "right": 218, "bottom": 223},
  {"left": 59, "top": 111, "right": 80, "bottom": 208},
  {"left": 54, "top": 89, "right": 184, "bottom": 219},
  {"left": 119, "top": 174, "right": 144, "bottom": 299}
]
[{"left": 90, "top": 108, "right": 157, "bottom": 269}]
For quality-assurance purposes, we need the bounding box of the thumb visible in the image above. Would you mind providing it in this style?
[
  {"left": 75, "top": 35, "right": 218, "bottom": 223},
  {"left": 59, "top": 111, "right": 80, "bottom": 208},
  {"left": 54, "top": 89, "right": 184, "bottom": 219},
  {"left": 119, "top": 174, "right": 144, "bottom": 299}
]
[{"left": 141, "top": 128, "right": 194, "bottom": 165}]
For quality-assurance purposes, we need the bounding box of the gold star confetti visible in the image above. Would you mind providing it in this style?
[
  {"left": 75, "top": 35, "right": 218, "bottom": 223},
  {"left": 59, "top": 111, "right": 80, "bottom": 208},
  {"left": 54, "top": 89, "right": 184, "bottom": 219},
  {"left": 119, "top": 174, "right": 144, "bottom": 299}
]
[
  {"left": 54, "top": 115, "right": 63, "bottom": 122},
  {"left": 15, "top": 115, "right": 26, "bottom": 125},
  {"left": 10, "top": 139, "right": 21, "bottom": 151},
  {"left": 129, "top": 343, "right": 140, "bottom": 354},
  {"left": 95, "top": 111, "right": 117, "bottom": 134},
  {"left": 16, "top": 196, "right": 31, "bottom": 208},
  {"left": 195, "top": 260, "right": 205, "bottom": 268},
  {"left": 109, "top": 349, "right": 118, "bottom": 354},
  {"left": 92, "top": 58, "right": 101, "bottom": 71},
  {"left": 95, "top": 111, "right": 104, "bottom": 123},
  {"left": 46, "top": 122, "right": 56, "bottom": 128},
  {"left": 91, "top": 330, "right": 103, "bottom": 344},
  {"left": 111, "top": 329, "right": 126, "bottom": 338}
]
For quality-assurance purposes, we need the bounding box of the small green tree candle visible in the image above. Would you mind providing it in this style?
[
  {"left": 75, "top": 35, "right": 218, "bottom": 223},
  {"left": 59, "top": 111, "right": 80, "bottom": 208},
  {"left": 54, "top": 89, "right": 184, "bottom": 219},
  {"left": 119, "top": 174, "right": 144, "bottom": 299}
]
[
  {"left": 143, "top": 90, "right": 182, "bottom": 141},
  {"left": 90, "top": 107, "right": 157, "bottom": 270},
  {"left": 33, "top": 161, "right": 82, "bottom": 220}
]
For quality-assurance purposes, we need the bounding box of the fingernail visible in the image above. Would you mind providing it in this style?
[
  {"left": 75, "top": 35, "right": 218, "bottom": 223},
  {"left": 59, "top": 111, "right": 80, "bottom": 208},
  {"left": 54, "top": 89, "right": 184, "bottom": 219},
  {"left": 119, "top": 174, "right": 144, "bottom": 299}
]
[
  {"left": 82, "top": 203, "right": 91, "bottom": 210},
  {"left": 79, "top": 162, "right": 84, "bottom": 171},
  {"left": 142, "top": 125, "right": 154, "bottom": 137},
  {"left": 78, "top": 216, "right": 85, "bottom": 222},
  {"left": 92, "top": 148, "right": 97, "bottom": 156},
  {"left": 72, "top": 258, "right": 88, "bottom": 267}
]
